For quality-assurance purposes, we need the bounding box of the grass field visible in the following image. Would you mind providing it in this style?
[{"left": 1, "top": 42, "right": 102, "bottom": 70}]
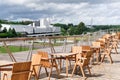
[{"left": 0, "top": 46, "right": 29, "bottom": 53}]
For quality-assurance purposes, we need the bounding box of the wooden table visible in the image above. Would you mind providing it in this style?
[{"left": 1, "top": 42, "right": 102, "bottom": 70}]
[{"left": 50, "top": 53, "right": 77, "bottom": 77}]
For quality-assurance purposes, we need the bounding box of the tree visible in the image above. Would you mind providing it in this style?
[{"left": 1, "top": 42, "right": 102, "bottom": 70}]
[
  {"left": 2, "top": 27, "right": 7, "bottom": 33},
  {"left": 61, "top": 28, "right": 67, "bottom": 35},
  {"left": 68, "top": 23, "right": 73, "bottom": 27},
  {"left": 12, "top": 28, "right": 17, "bottom": 36},
  {"left": 8, "top": 28, "right": 14, "bottom": 37},
  {"left": 67, "top": 26, "right": 76, "bottom": 35},
  {"left": 0, "top": 24, "right": 2, "bottom": 28},
  {"left": 75, "top": 22, "right": 87, "bottom": 35}
]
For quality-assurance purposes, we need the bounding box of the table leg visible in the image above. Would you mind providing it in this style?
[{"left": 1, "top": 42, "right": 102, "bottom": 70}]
[{"left": 66, "top": 57, "right": 68, "bottom": 77}]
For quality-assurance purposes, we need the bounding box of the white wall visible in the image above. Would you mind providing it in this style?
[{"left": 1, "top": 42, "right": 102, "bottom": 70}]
[{"left": 1, "top": 24, "right": 11, "bottom": 30}]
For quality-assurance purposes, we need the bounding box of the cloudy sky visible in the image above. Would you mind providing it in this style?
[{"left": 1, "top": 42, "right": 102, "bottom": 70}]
[{"left": 0, "top": 0, "right": 120, "bottom": 25}]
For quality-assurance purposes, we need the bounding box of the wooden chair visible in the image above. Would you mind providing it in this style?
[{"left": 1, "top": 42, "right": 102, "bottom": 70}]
[
  {"left": 31, "top": 53, "right": 42, "bottom": 80},
  {"left": 37, "top": 50, "right": 59, "bottom": 80},
  {"left": 102, "top": 34, "right": 111, "bottom": 48},
  {"left": 111, "top": 41, "right": 118, "bottom": 54},
  {"left": 81, "top": 46, "right": 91, "bottom": 52},
  {"left": 101, "top": 46, "right": 113, "bottom": 64},
  {"left": 111, "top": 34, "right": 119, "bottom": 54},
  {"left": 68, "top": 46, "right": 82, "bottom": 67},
  {"left": 97, "top": 38, "right": 106, "bottom": 49},
  {"left": 71, "top": 46, "right": 82, "bottom": 59},
  {"left": 71, "top": 51, "right": 93, "bottom": 77},
  {"left": 71, "top": 46, "right": 91, "bottom": 62},
  {"left": 1, "top": 61, "right": 32, "bottom": 80},
  {"left": 92, "top": 42, "right": 101, "bottom": 63}
]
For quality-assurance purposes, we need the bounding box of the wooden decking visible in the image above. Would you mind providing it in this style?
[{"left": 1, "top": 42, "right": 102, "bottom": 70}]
[{"left": 0, "top": 44, "right": 120, "bottom": 80}]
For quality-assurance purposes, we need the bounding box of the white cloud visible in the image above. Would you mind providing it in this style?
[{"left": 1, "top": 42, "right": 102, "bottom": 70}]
[
  {"left": 0, "top": 0, "right": 28, "bottom": 5},
  {"left": 0, "top": 0, "right": 120, "bottom": 25}
]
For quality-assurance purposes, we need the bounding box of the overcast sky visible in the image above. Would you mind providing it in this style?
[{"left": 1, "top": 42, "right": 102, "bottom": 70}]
[{"left": 0, "top": 0, "right": 120, "bottom": 25}]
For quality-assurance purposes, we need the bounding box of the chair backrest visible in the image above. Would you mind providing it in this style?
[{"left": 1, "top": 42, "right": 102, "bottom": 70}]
[
  {"left": 103, "top": 34, "right": 111, "bottom": 39},
  {"left": 11, "top": 61, "right": 31, "bottom": 80},
  {"left": 98, "top": 38, "right": 106, "bottom": 43},
  {"left": 37, "top": 50, "right": 51, "bottom": 68},
  {"left": 72, "top": 46, "right": 82, "bottom": 54},
  {"left": 81, "top": 46, "right": 91, "bottom": 51},
  {"left": 31, "top": 53, "right": 41, "bottom": 76},
  {"left": 82, "top": 51, "right": 93, "bottom": 66},
  {"left": 72, "top": 46, "right": 82, "bottom": 60},
  {"left": 92, "top": 42, "right": 101, "bottom": 47}
]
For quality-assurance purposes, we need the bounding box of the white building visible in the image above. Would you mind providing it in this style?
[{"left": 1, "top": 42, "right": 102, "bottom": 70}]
[{"left": 1, "top": 18, "right": 61, "bottom": 36}]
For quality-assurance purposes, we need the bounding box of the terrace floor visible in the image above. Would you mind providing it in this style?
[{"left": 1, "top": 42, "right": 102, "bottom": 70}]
[{"left": 0, "top": 43, "right": 120, "bottom": 80}]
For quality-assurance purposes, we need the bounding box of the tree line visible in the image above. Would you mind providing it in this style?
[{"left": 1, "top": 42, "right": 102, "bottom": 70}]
[
  {"left": 53, "top": 22, "right": 89, "bottom": 35},
  {"left": 53, "top": 22, "right": 120, "bottom": 35},
  {"left": 0, "top": 19, "right": 32, "bottom": 25},
  {"left": 0, "top": 27, "right": 21, "bottom": 38}
]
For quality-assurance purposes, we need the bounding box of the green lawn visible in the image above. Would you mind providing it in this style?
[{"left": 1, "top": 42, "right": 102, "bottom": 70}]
[{"left": 0, "top": 46, "right": 29, "bottom": 53}]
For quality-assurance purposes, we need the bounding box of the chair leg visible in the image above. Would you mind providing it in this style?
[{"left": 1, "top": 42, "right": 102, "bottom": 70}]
[
  {"left": 71, "top": 63, "right": 77, "bottom": 77},
  {"left": 87, "top": 65, "right": 91, "bottom": 75},
  {"left": 32, "top": 66, "right": 39, "bottom": 80},
  {"left": 28, "top": 71, "right": 32, "bottom": 80},
  {"left": 3, "top": 73, "right": 8, "bottom": 80},
  {"left": 45, "top": 68, "right": 48, "bottom": 76},
  {"left": 59, "top": 59, "right": 62, "bottom": 72},
  {"left": 48, "top": 67, "right": 53, "bottom": 80},
  {"left": 55, "top": 65, "right": 60, "bottom": 79},
  {"left": 101, "top": 54, "right": 105, "bottom": 63},
  {"left": 38, "top": 66, "right": 41, "bottom": 79},
  {"left": 69, "top": 60, "right": 72, "bottom": 69},
  {"left": 96, "top": 52, "right": 99, "bottom": 63},
  {"left": 115, "top": 47, "right": 118, "bottom": 54},
  {"left": 108, "top": 55, "right": 113, "bottom": 64},
  {"left": 79, "top": 65, "right": 85, "bottom": 77}
]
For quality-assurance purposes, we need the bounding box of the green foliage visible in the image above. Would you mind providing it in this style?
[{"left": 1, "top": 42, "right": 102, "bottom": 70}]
[
  {"left": 53, "top": 22, "right": 89, "bottom": 35},
  {"left": 12, "top": 28, "right": 17, "bottom": 36},
  {"left": 67, "top": 26, "right": 76, "bottom": 35},
  {"left": 53, "top": 23, "right": 69, "bottom": 30},
  {"left": 76, "top": 22, "right": 88, "bottom": 35},
  {"left": 2, "top": 27, "right": 7, "bottom": 33},
  {"left": 0, "top": 24, "right": 2, "bottom": 28},
  {"left": 92, "top": 25, "right": 120, "bottom": 32},
  {"left": 7, "top": 28, "right": 14, "bottom": 37},
  {"left": 0, "top": 27, "right": 21, "bottom": 38},
  {"left": 61, "top": 28, "right": 67, "bottom": 35},
  {"left": 0, "top": 33, "right": 8, "bottom": 38},
  {"left": 0, "top": 19, "right": 32, "bottom": 25},
  {"left": 53, "top": 22, "right": 120, "bottom": 36}
]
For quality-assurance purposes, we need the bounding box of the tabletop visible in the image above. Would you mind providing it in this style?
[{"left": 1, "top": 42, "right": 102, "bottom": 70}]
[
  {"left": 50, "top": 52, "right": 77, "bottom": 56},
  {"left": 0, "top": 60, "right": 13, "bottom": 66}
]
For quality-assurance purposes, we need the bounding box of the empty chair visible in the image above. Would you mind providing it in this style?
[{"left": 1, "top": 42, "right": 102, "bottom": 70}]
[
  {"left": 31, "top": 53, "right": 42, "bottom": 80},
  {"left": 111, "top": 41, "right": 118, "bottom": 54},
  {"left": 97, "top": 38, "right": 106, "bottom": 49},
  {"left": 69, "top": 46, "right": 82, "bottom": 67},
  {"left": 71, "top": 51, "right": 93, "bottom": 77},
  {"left": 1, "top": 61, "right": 32, "bottom": 80},
  {"left": 81, "top": 46, "right": 91, "bottom": 52},
  {"left": 37, "top": 50, "right": 59, "bottom": 80},
  {"left": 71, "top": 46, "right": 82, "bottom": 59},
  {"left": 101, "top": 46, "right": 113, "bottom": 64},
  {"left": 92, "top": 42, "right": 101, "bottom": 63}
]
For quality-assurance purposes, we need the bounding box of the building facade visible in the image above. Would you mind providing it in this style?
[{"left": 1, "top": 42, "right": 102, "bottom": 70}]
[{"left": 1, "top": 18, "right": 61, "bottom": 36}]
